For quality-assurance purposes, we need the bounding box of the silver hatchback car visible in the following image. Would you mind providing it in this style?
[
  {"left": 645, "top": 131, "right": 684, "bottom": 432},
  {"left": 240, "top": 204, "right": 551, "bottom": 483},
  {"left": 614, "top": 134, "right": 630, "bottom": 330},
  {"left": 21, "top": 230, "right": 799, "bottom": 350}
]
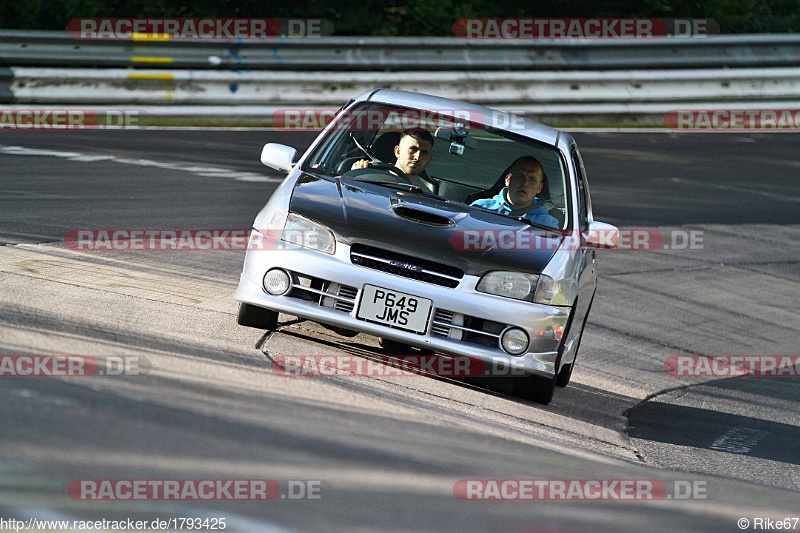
[{"left": 235, "top": 89, "right": 618, "bottom": 404}]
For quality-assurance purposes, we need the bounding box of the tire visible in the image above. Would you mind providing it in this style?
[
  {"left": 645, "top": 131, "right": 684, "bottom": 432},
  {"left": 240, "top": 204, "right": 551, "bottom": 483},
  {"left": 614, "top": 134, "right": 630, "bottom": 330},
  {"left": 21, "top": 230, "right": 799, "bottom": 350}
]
[
  {"left": 237, "top": 302, "right": 279, "bottom": 330},
  {"left": 556, "top": 293, "right": 593, "bottom": 387},
  {"left": 378, "top": 337, "right": 434, "bottom": 355},
  {"left": 324, "top": 325, "right": 360, "bottom": 338},
  {"left": 513, "top": 373, "right": 556, "bottom": 405},
  {"left": 555, "top": 361, "right": 574, "bottom": 387},
  {"left": 555, "top": 331, "right": 583, "bottom": 387}
]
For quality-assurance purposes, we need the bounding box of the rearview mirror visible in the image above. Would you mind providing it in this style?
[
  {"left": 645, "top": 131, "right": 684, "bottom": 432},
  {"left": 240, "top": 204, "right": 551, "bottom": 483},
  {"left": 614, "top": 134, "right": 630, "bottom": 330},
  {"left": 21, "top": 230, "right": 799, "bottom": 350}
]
[
  {"left": 434, "top": 127, "right": 477, "bottom": 152},
  {"left": 261, "top": 143, "right": 297, "bottom": 172}
]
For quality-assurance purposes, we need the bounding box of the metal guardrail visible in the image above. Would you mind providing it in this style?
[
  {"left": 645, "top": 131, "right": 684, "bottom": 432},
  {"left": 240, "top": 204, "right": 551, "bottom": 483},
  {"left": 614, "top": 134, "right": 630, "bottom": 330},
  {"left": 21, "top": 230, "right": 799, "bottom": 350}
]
[
  {"left": 0, "top": 68, "right": 13, "bottom": 102},
  {"left": 9, "top": 67, "right": 800, "bottom": 106},
  {"left": 2, "top": 31, "right": 799, "bottom": 123},
  {"left": 2, "top": 30, "right": 800, "bottom": 70}
]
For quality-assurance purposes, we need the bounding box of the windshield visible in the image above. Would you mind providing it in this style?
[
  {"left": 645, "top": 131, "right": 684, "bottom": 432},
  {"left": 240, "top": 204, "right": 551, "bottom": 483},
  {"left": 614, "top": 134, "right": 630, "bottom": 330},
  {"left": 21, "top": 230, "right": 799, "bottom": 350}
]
[{"left": 301, "top": 102, "right": 570, "bottom": 229}]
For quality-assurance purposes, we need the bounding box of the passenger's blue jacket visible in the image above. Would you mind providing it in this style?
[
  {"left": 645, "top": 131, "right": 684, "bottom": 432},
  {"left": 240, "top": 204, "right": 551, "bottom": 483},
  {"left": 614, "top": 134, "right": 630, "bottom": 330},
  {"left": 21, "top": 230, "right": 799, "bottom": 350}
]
[{"left": 470, "top": 187, "right": 559, "bottom": 228}]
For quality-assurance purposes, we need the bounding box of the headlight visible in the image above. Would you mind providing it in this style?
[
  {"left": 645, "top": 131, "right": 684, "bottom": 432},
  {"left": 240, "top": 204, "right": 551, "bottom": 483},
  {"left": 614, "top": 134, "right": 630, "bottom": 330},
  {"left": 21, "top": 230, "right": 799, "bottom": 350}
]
[
  {"left": 477, "top": 271, "right": 559, "bottom": 305},
  {"left": 282, "top": 213, "right": 335, "bottom": 254},
  {"left": 477, "top": 271, "right": 538, "bottom": 301}
]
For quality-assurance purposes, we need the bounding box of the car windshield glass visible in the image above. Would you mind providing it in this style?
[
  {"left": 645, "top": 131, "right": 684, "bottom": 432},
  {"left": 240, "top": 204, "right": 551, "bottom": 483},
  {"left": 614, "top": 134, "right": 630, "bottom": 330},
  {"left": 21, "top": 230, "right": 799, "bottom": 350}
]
[{"left": 301, "top": 101, "right": 570, "bottom": 229}]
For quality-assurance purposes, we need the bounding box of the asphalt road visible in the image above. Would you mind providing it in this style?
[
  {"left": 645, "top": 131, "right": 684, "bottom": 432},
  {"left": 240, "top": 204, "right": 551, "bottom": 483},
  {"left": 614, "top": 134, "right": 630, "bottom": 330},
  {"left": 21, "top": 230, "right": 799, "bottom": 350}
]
[{"left": 0, "top": 129, "right": 798, "bottom": 532}]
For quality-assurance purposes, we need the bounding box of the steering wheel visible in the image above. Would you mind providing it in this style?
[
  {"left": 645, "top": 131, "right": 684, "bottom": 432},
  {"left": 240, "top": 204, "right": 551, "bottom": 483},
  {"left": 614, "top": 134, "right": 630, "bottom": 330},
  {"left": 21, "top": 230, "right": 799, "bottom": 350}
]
[{"left": 367, "top": 161, "right": 410, "bottom": 182}]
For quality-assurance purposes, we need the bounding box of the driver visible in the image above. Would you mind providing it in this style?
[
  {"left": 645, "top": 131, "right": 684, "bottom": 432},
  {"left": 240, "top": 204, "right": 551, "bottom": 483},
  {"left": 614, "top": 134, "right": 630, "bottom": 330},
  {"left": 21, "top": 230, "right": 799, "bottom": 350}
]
[
  {"left": 350, "top": 129, "right": 436, "bottom": 192},
  {"left": 470, "top": 156, "right": 559, "bottom": 227}
]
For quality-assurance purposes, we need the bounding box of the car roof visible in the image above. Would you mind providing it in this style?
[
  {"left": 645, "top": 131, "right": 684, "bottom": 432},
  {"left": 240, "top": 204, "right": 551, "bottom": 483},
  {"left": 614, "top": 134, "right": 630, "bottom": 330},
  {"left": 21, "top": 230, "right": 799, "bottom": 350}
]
[{"left": 355, "top": 88, "right": 562, "bottom": 147}]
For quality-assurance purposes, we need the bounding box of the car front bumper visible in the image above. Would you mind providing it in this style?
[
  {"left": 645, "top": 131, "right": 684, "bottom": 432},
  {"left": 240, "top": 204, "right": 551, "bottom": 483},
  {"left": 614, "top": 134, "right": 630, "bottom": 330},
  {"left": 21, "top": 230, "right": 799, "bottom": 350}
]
[{"left": 234, "top": 241, "right": 571, "bottom": 378}]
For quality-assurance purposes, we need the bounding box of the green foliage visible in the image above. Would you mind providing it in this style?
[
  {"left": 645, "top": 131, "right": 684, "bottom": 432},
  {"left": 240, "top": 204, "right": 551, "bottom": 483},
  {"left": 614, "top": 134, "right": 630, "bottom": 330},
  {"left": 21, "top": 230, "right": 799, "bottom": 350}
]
[
  {"left": 640, "top": 0, "right": 800, "bottom": 31},
  {"left": 1, "top": 0, "right": 798, "bottom": 33}
]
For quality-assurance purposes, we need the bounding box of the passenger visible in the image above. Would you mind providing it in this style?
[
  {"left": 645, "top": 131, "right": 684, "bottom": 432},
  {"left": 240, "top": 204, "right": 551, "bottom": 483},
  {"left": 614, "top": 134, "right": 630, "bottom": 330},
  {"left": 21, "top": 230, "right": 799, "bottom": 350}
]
[
  {"left": 470, "top": 156, "right": 559, "bottom": 227},
  {"left": 350, "top": 129, "right": 436, "bottom": 192}
]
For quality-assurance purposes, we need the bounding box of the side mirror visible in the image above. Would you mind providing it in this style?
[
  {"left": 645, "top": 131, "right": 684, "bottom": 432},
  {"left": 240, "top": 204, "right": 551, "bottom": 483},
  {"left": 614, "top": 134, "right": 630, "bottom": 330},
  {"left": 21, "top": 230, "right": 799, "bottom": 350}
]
[
  {"left": 582, "top": 221, "right": 618, "bottom": 249},
  {"left": 261, "top": 143, "right": 297, "bottom": 172}
]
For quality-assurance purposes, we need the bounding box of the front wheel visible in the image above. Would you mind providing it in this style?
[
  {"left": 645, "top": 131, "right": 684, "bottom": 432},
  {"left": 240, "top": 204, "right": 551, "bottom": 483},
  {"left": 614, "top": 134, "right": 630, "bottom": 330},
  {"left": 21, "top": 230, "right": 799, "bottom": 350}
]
[
  {"left": 555, "top": 361, "right": 574, "bottom": 387},
  {"left": 378, "top": 337, "right": 434, "bottom": 355},
  {"left": 237, "top": 303, "right": 279, "bottom": 330},
  {"left": 513, "top": 373, "right": 556, "bottom": 405}
]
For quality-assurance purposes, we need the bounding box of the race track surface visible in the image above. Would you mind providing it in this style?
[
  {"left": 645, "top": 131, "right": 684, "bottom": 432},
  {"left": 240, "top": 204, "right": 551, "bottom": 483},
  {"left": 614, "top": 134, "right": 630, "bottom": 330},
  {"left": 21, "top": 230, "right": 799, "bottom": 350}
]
[{"left": 0, "top": 129, "right": 797, "bottom": 532}]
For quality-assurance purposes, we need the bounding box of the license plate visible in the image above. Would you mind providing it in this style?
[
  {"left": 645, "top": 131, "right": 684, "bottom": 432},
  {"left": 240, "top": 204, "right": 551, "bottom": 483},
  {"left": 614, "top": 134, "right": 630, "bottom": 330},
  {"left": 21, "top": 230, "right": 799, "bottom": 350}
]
[{"left": 357, "top": 285, "right": 432, "bottom": 334}]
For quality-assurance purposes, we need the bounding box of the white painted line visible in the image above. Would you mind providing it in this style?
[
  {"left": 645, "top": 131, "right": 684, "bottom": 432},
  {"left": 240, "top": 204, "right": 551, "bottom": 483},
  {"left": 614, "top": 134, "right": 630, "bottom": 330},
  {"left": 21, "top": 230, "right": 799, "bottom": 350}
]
[
  {"left": 654, "top": 177, "right": 800, "bottom": 202},
  {"left": 8, "top": 124, "right": 796, "bottom": 134},
  {"left": 0, "top": 144, "right": 283, "bottom": 184},
  {"left": 564, "top": 128, "right": 800, "bottom": 134},
  {"left": 102, "top": 126, "right": 800, "bottom": 133},
  {"left": 709, "top": 427, "right": 768, "bottom": 454},
  {"left": 10, "top": 387, "right": 81, "bottom": 407},
  {"left": 103, "top": 126, "right": 283, "bottom": 131}
]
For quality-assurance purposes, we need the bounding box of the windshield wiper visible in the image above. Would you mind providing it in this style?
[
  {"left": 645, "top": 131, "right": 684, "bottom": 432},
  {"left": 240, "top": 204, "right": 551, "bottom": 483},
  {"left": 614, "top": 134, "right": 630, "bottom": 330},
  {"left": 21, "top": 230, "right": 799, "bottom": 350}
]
[
  {"left": 507, "top": 215, "right": 561, "bottom": 233},
  {"left": 471, "top": 205, "right": 561, "bottom": 233},
  {"left": 351, "top": 179, "right": 451, "bottom": 202},
  {"left": 351, "top": 134, "right": 379, "bottom": 162}
]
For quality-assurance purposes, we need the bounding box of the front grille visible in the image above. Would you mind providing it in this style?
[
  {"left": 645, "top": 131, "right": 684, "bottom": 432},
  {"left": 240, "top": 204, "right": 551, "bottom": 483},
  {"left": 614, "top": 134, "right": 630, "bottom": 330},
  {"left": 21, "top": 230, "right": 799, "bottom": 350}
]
[
  {"left": 283, "top": 270, "right": 534, "bottom": 354},
  {"left": 350, "top": 243, "right": 463, "bottom": 288}
]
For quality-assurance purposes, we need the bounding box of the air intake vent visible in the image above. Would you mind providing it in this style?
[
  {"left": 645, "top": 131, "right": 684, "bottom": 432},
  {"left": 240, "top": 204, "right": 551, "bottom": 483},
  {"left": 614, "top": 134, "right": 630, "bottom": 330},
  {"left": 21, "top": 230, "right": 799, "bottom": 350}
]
[
  {"left": 393, "top": 206, "right": 454, "bottom": 227},
  {"left": 432, "top": 309, "right": 455, "bottom": 337},
  {"left": 335, "top": 285, "right": 358, "bottom": 313}
]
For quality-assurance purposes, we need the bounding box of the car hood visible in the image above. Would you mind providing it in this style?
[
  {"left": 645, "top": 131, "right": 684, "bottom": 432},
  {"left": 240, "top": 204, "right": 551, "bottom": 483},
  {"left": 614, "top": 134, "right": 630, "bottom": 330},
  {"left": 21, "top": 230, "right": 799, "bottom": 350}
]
[{"left": 288, "top": 174, "right": 562, "bottom": 277}]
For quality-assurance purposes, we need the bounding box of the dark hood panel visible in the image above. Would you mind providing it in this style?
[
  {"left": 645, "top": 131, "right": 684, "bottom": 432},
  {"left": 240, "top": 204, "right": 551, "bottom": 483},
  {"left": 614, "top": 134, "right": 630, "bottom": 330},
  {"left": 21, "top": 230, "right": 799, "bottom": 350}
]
[{"left": 288, "top": 174, "right": 560, "bottom": 277}]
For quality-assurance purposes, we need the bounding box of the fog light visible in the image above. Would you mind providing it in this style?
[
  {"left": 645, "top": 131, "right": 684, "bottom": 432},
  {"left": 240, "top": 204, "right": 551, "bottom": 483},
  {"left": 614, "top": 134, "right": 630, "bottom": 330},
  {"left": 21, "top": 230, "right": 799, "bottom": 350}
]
[
  {"left": 501, "top": 327, "right": 529, "bottom": 355},
  {"left": 263, "top": 269, "right": 291, "bottom": 295}
]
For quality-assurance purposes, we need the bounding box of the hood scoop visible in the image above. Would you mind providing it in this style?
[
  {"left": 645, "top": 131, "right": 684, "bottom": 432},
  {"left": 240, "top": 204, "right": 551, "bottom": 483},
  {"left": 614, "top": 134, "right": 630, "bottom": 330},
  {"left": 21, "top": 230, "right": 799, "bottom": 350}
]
[{"left": 392, "top": 205, "right": 455, "bottom": 227}]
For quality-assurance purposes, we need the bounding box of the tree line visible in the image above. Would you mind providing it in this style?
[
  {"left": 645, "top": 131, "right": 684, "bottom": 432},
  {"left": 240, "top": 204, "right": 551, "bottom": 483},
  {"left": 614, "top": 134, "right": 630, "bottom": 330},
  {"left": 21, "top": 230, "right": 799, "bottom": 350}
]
[{"left": 3, "top": 0, "right": 799, "bottom": 35}]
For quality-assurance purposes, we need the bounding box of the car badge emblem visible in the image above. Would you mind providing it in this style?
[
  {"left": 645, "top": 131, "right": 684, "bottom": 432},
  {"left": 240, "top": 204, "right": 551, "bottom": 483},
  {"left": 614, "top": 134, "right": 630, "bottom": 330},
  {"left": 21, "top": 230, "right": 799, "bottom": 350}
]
[{"left": 390, "top": 260, "right": 422, "bottom": 272}]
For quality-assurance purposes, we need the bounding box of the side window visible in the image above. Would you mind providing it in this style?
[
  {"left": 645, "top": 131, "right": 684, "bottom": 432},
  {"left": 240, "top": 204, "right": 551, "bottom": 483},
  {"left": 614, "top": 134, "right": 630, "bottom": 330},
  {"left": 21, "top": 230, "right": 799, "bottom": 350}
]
[{"left": 571, "top": 149, "right": 589, "bottom": 229}]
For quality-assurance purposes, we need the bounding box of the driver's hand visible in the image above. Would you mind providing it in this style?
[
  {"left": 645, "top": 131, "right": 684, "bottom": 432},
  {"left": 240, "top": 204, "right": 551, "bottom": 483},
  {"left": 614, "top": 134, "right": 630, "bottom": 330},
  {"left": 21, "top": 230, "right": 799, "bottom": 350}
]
[{"left": 350, "top": 159, "right": 370, "bottom": 170}]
